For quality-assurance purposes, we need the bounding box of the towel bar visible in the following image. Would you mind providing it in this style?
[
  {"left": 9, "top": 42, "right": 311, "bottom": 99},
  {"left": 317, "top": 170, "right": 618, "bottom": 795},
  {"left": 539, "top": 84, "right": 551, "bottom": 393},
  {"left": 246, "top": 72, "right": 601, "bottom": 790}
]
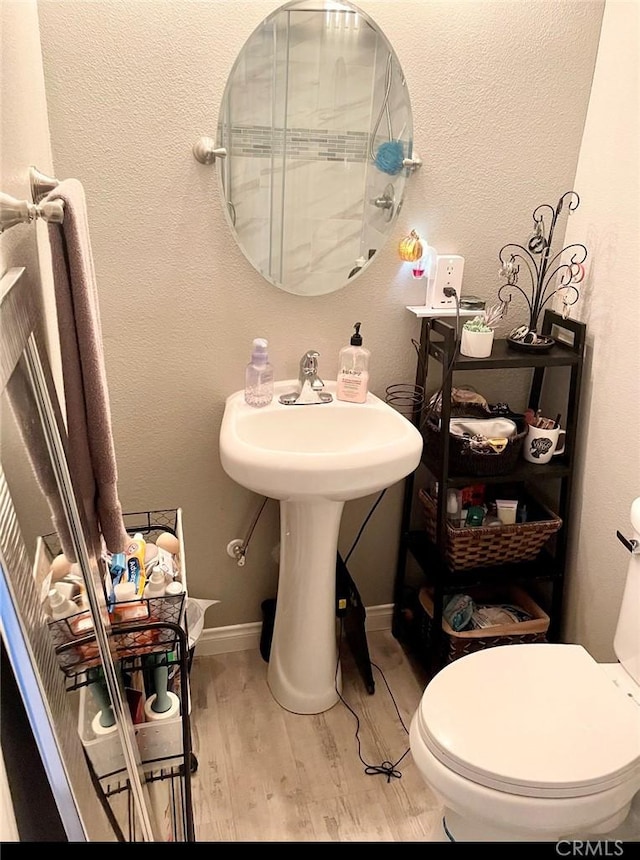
[
  {"left": 30, "top": 166, "right": 60, "bottom": 203},
  {"left": 0, "top": 192, "right": 64, "bottom": 233},
  {"left": 0, "top": 166, "right": 62, "bottom": 233}
]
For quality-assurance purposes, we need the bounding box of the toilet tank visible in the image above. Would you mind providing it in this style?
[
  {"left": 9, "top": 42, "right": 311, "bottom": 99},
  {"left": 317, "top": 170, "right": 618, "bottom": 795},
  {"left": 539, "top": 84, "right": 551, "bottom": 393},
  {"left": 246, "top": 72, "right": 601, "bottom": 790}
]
[{"left": 613, "top": 496, "right": 640, "bottom": 685}]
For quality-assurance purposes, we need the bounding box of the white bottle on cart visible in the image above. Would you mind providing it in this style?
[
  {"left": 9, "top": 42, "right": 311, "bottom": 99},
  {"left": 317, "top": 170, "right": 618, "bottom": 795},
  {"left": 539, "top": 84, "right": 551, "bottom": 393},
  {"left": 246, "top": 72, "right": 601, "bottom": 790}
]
[
  {"left": 143, "top": 566, "right": 166, "bottom": 598},
  {"left": 48, "top": 587, "right": 78, "bottom": 621}
]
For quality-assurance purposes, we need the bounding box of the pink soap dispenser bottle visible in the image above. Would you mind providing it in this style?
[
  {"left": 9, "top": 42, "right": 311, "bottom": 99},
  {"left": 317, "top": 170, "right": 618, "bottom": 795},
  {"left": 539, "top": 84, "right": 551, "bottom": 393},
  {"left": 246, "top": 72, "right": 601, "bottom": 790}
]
[{"left": 337, "top": 322, "right": 370, "bottom": 403}]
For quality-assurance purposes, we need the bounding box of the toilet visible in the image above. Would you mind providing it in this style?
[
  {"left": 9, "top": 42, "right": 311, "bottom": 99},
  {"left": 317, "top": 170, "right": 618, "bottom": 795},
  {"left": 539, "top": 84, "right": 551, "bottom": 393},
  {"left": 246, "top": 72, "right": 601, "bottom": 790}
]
[{"left": 410, "top": 497, "right": 640, "bottom": 842}]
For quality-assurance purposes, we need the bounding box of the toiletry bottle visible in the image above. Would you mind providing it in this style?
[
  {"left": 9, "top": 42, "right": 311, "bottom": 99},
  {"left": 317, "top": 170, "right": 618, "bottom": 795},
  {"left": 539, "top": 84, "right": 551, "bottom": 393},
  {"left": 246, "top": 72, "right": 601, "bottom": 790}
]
[
  {"left": 112, "top": 580, "right": 148, "bottom": 623},
  {"left": 245, "top": 338, "right": 274, "bottom": 407},
  {"left": 165, "top": 580, "right": 184, "bottom": 596},
  {"left": 337, "top": 322, "right": 370, "bottom": 403},
  {"left": 446, "top": 489, "right": 462, "bottom": 526},
  {"left": 48, "top": 587, "right": 79, "bottom": 621},
  {"left": 144, "top": 566, "right": 166, "bottom": 599},
  {"left": 113, "top": 581, "right": 137, "bottom": 603}
]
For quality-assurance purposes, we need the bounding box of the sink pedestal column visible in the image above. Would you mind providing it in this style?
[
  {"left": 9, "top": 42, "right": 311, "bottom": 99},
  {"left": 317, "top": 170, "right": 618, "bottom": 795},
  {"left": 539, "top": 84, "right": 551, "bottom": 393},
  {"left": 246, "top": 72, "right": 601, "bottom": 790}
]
[{"left": 267, "top": 498, "right": 344, "bottom": 714}]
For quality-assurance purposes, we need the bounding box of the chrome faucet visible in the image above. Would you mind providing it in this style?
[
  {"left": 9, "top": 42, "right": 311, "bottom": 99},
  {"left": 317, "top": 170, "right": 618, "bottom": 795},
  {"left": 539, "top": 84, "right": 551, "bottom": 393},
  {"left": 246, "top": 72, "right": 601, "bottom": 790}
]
[{"left": 279, "top": 350, "right": 333, "bottom": 405}]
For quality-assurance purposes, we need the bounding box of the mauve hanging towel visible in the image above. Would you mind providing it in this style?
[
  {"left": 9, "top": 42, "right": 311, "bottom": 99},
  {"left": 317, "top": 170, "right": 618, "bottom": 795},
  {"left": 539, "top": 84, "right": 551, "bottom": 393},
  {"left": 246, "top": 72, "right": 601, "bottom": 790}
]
[{"left": 45, "top": 178, "right": 129, "bottom": 555}]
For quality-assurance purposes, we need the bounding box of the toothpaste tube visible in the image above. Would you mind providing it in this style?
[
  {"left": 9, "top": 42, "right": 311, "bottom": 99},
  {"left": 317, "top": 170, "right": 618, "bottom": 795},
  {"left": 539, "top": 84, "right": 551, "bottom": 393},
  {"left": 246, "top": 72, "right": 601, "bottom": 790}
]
[{"left": 124, "top": 533, "right": 147, "bottom": 596}]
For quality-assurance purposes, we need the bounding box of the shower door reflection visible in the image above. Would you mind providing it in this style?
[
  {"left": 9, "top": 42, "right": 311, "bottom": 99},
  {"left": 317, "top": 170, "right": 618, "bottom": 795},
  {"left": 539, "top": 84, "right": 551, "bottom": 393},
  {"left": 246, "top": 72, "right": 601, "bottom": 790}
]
[
  {"left": 1, "top": 359, "right": 117, "bottom": 840},
  {"left": 0, "top": 267, "right": 159, "bottom": 841}
]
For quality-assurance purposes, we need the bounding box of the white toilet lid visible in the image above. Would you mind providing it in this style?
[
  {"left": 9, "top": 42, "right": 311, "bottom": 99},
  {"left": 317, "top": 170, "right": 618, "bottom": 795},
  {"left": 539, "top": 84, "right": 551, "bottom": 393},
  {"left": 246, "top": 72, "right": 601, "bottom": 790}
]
[{"left": 417, "top": 643, "right": 640, "bottom": 798}]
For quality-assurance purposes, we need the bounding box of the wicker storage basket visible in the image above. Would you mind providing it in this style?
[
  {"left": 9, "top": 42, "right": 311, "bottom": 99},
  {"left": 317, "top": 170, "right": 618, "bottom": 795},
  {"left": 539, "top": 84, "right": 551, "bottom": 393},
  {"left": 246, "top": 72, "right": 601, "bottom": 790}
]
[
  {"left": 418, "top": 487, "right": 562, "bottom": 570},
  {"left": 423, "top": 413, "right": 527, "bottom": 477},
  {"left": 417, "top": 584, "right": 550, "bottom": 663}
]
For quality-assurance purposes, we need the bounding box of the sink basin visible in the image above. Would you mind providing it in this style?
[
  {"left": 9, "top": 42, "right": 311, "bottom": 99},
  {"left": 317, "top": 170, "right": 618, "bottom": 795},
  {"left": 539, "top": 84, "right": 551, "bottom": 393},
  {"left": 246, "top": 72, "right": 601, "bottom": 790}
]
[
  {"left": 219, "top": 379, "right": 423, "bottom": 715},
  {"left": 220, "top": 380, "right": 423, "bottom": 501}
]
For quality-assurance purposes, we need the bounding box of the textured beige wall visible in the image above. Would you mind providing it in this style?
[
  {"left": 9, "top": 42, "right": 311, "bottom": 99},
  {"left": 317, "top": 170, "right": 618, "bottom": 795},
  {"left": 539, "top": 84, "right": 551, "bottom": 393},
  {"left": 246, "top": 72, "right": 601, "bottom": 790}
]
[
  {"left": 0, "top": 0, "right": 61, "bottom": 552},
  {"left": 560, "top": 0, "right": 640, "bottom": 661},
  {"left": 0, "top": 0, "right": 59, "bottom": 390},
  {"left": 36, "top": 0, "right": 604, "bottom": 629}
]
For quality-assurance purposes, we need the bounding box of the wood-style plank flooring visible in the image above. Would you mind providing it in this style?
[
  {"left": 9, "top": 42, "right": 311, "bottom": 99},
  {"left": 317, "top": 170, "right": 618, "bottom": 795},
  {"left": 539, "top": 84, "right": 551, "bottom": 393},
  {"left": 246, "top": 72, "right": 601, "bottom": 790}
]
[{"left": 188, "top": 629, "right": 444, "bottom": 842}]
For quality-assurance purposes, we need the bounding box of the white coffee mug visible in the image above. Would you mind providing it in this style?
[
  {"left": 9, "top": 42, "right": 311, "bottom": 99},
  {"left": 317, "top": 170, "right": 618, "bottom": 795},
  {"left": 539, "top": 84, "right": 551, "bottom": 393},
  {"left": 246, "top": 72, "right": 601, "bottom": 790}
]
[{"left": 523, "top": 423, "right": 566, "bottom": 464}]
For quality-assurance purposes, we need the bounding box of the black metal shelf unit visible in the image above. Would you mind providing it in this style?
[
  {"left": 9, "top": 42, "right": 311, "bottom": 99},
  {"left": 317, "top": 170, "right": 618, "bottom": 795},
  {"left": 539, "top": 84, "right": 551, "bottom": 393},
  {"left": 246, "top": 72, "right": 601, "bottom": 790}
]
[
  {"left": 44, "top": 510, "right": 196, "bottom": 841},
  {"left": 54, "top": 618, "right": 196, "bottom": 842},
  {"left": 393, "top": 309, "right": 586, "bottom": 676}
]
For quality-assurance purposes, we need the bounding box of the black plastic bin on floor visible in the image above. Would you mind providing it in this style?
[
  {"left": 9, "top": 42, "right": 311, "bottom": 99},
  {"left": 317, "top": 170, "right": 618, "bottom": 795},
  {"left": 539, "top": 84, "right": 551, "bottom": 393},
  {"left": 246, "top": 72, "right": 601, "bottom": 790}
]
[
  {"left": 259, "top": 554, "right": 375, "bottom": 694},
  {"left": 260, "top": 598, "right": 277, "bottom": 662}
]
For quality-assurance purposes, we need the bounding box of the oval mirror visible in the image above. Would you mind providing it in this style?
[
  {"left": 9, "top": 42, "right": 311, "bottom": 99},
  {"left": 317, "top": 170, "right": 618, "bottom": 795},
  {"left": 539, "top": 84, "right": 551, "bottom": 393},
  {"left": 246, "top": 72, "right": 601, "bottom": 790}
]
[{"left": 214, "top": 0, "right": 418, "bottom": 296}]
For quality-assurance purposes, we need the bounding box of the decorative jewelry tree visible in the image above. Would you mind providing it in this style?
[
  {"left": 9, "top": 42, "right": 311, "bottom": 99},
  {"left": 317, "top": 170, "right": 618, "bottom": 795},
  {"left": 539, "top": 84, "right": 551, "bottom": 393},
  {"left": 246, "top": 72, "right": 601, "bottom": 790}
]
[{"left": 497, "top": 190, "right": 587, "bottom": 350}]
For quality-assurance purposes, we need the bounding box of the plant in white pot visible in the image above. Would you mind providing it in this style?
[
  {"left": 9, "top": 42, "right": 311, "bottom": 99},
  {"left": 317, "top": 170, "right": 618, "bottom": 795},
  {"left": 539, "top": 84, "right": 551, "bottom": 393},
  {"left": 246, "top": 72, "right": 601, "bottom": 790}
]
[{"left": 460, "top": 301, "right": 506, "bottom": 358}]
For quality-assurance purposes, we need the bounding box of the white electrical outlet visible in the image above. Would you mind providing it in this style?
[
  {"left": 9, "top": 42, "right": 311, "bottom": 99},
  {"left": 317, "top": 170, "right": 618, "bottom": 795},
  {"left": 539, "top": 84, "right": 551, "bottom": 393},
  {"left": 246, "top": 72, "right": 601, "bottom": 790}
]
[{"left": 426, "top": 254, "right": 465, "bottom": 309}]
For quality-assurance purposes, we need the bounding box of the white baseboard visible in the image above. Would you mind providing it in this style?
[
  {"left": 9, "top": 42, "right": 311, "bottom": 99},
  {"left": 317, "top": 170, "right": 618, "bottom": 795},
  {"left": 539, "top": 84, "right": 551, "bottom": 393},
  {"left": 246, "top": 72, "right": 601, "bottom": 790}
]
[{"left": 193, "top": 603, "right": 394, "bottom": 658}]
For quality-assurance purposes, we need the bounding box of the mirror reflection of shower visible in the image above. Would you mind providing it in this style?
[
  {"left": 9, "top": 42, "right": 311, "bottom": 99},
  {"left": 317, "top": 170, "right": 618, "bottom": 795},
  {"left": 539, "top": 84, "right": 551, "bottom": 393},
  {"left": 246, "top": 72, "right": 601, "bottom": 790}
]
[{"left": 216, "top": 1, "right": 414, "bottom": 296}]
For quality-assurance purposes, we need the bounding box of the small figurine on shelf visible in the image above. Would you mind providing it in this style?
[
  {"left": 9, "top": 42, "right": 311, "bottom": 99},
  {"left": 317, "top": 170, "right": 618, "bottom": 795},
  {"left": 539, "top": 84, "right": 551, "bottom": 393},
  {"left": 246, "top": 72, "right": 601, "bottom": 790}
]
[{"left": 496, "top": 190, "right": 588, "bottom": 352}]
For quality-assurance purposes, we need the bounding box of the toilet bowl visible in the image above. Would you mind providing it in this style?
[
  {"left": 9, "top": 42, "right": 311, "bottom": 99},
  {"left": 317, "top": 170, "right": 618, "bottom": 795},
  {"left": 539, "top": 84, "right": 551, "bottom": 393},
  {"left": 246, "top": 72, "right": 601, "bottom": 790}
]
[
  {"left": 410, "top": 496, "right": 640, "bottom": 841},
  {"left": 410, "top": 643, "right": 640, "bottom": 841}
]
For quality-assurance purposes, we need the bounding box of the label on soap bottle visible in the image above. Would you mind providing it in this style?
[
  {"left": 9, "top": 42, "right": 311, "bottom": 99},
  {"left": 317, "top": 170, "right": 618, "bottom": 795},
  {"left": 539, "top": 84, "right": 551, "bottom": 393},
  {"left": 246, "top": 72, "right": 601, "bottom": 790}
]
[
  {"left": 336, "top": 341, "right": 370, "bottom": 403},
  {"left": 337, "top": 370, "right": 368, "bottom": 402}
]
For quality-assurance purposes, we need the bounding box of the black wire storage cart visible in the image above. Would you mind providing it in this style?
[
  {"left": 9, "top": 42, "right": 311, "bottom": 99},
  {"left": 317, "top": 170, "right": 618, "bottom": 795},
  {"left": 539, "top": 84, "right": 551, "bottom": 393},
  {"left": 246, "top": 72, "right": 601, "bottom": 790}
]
[
  {"left": 39, "top": 509, "right": 196, "bottom": 841},
  {"left": 393, "top": 310, "right": 586, "bottom": 677}
]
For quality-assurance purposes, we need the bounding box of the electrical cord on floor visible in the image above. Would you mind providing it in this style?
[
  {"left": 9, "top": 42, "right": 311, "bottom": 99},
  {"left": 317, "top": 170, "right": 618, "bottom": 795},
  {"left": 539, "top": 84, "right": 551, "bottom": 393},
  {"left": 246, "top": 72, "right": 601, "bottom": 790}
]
[
  {"left": 250, "top": 470, "right": 410, "bottom": 785},
  {"left": 339, "top": 475, "right": 411, "bottom": 780},
  {"left": 335, "top": 620, "right": 410, "bottom": 783}
]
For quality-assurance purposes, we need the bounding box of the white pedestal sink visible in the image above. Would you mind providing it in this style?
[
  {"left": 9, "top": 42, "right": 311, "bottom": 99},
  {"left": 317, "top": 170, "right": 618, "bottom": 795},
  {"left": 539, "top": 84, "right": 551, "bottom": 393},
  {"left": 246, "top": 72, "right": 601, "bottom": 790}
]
[{"left": 219, "top": 380, "right": 423, "bottom": 714}]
